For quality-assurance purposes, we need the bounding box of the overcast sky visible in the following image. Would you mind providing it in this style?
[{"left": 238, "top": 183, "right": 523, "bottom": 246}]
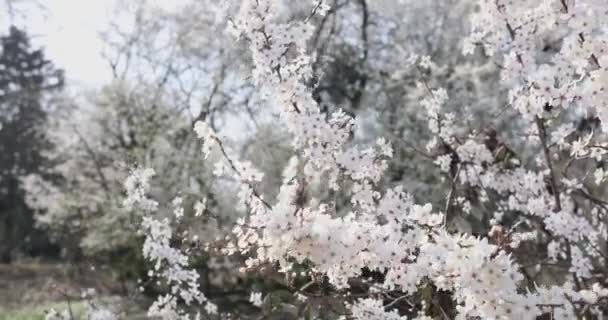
[{"left": 2, "top": 0, "right": 116, "bottom": 88}]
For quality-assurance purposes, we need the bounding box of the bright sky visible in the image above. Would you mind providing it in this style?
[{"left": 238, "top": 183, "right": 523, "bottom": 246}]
[{"left": 2, "top": 0, "right": 116, "bottom": 88}]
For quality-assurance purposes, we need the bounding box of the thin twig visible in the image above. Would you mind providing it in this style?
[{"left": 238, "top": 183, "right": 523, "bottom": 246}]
[
  {"left": 535, "top": 116, "right": 562, "bottom": 211},
  {"left": 444, "top": 165, "right": 462, "bottom": 226}
]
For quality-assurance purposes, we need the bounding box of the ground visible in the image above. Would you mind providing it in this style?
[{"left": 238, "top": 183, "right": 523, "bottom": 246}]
[{"left": 0, "top": 262, "right": 144, "bottom": 319}]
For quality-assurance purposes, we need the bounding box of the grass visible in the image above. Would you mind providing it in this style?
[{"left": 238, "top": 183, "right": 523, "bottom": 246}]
[
  {"left": 0, "top": 262, "right": 139, "bottom": 319},
  {"left": 0, "top": 300, "right": 88, "bottom": 320}
]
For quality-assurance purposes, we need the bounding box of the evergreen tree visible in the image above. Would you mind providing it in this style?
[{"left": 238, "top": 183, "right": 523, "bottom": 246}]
[{"left": 0, "top": 26, "right": 63, "bottom": 262}]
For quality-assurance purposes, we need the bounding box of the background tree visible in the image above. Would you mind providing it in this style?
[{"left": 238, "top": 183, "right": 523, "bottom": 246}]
[
  {"left": 0, "top": 25, "right": 63, "bottom": 262},
  {"left": 21, "top": 0, "right": 264, "bottom": 280}
]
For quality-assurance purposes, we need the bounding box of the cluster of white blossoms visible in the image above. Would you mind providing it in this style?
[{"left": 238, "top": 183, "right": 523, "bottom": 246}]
[
  {"left": 344, "top": 298, "right": 408, "bottom": 320},
  {"left": 466, "top": 0, "right": 608, "bottom": 121},
  {"left": 177, "top": 0, "right": 608, "bottom": 319},
  {"left": 248, "top": 291, "right": 263, "bottom": 307},
  {"left": 44, "top": 309, "right": 72, "bottom": 320},
  {"left": 122, "top": 167, "right": 158, "bottom": 212},
  {"left": 459, "top": 0, "right": 608, "bottom": 275},
  {"left": 117, "top": 0, "right": 608, "bottom": 319},
  {"left": 124, "top": 168, "right": 217, "bottom": 319}
]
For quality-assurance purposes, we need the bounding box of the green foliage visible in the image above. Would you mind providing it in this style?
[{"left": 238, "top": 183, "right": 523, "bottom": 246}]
[
  {"left": 107, "top": 237, "right": 148, "bottom": 281},
  {"left": 0, "top": 301, "right": 87, "bottom": 320}
]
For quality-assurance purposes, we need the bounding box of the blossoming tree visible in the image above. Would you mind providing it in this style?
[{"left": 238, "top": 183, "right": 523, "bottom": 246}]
[{"left": 46, "top": 0, "right": 608, "bottom": 319}]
